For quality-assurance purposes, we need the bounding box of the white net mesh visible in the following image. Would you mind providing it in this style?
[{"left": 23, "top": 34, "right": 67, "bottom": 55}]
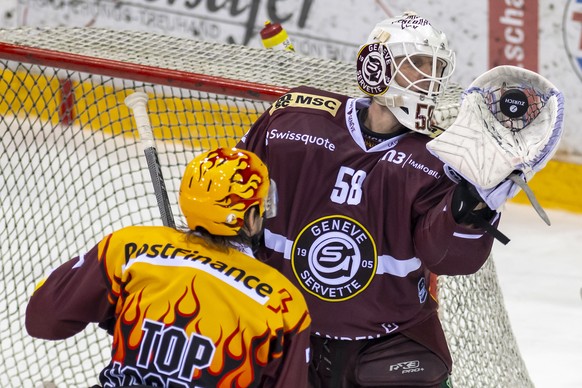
[{"left": 0, "top": 27, "right": 533, "bottom": 387}]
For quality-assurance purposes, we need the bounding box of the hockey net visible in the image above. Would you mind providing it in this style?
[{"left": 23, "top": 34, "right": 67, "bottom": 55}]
[{"left": 0, "top": 27, "right": 533, "bottom": 387}]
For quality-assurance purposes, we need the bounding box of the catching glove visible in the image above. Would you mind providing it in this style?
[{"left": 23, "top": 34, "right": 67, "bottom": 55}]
[{"left": 427, "top": 65, "right": 564, "bottom": 224}]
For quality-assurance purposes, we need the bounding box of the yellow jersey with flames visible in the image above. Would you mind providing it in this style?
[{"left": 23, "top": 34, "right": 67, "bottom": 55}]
[{"left": 25, "top": 226, "right": 311, "bottom": 388}]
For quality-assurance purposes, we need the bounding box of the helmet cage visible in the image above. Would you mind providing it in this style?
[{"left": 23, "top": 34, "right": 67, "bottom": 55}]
[
  {"left": 388, "top": 42, "right": 453, "bottom": 98},
  {"left": 357, "top": 12, "right": 456, "bottom": 135}
]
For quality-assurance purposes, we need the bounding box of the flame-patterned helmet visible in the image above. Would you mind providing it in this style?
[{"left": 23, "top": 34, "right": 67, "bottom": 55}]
[
  {"left": 356, "top": 11, "right": 456, "bottom": 135},
  {"left": 179, "top": 148, "right": 273, "bottom": 236}
]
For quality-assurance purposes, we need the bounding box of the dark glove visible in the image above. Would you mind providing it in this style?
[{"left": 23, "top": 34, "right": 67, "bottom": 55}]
[{"left": 451, "top": 180, "right": 510, "bottom": 245}]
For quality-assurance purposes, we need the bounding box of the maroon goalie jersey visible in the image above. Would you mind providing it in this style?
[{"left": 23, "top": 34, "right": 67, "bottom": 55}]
[{"left": 237, "top": 86, "right": 496, "bottom": 340}]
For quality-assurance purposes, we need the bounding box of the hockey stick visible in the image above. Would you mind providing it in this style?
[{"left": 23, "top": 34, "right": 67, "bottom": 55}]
[{"left": 124, "top": 91, "right": 176, "bottom": 228}]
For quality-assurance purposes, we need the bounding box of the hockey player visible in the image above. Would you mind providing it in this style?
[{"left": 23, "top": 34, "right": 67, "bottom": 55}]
[
  {"left": 25, "top": 147, "right": 311, "bottom": 388},
  {"left": 238, "top": 11, "right": 563, "bottom": 387}
]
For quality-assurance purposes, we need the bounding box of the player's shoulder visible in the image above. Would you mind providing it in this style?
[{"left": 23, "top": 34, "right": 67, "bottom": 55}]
[
  {"left": 289, "top": 85, "right": 349, "bottom": 101},
  {"left": 400, "top": 131, "right": 437, "bottom": 157},
  {"left": 109, "top": 225, "right": 178, "bottom": 241},
  {"left": 403, "top": 131, "right": 431, "bottom": 144},
  {"left": 249, "top": 257, "right": 306, "bottom": 298},
  {"left": 393, "top": 132, "right": 448, "bottom": 173},
  {"left": 268, "top": 85, "right": 349, "bottom": 117},
  {"left": 114, "top": 224, "right": 170, "bottom": 234}
]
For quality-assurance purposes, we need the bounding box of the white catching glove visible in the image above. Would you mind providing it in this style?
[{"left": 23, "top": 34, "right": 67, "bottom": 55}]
[{"left": 428, "top": 65, "right": 565, "bottom": 223}]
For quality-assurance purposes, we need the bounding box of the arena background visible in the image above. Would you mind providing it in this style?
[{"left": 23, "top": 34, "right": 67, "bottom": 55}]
[{"left": 1, "top": 0, "right": 581, "bottom": 213}]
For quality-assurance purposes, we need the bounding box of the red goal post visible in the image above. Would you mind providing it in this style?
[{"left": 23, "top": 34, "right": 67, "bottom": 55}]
[{"left": 0, "top": 27, "right": 532, "bottom": 387}]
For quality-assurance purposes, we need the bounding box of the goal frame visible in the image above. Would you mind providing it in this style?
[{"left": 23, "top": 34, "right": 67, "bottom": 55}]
[{"left": 0, "top": 41, "right": 287, "bottom": 102}]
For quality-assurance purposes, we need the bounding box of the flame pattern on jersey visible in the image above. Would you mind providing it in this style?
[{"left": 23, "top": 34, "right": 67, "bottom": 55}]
[
  {"left": 27, "top": 225, "right": 310, "bottom": 387},
  {"left": 97, "top": 227, "right": 310, "bottom": 387}
]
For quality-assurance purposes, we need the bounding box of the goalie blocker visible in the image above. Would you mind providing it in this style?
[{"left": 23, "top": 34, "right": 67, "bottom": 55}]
[{"left": 427, "top": 65, "right": 565, "bottom": 241}]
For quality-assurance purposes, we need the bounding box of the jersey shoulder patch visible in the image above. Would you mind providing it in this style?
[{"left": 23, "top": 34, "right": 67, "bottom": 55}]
[{"left": 269, "top": 88, "right": 342, "bottom": 117}]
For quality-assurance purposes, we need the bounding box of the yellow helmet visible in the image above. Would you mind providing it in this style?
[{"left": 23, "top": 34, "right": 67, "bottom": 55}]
[{"left": 179, "top": 148, "right": 272, "bottom": 236}]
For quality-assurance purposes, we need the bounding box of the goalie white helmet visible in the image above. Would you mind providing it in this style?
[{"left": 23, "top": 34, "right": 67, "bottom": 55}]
[{"left": 356, "top": 11, "right": 456, "bottom": 135}]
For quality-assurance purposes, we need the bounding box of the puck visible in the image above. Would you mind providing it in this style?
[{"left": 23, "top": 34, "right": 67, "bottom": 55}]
[{"left": 500, "top": 89, "right": 529, "bottom": 118}]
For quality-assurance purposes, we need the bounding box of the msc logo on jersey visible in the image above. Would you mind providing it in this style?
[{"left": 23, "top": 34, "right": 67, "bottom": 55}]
[
  {"left": 564, "top": 0, "right": 582, "bottom": 82},
  {"left": 292, "top": 215, "right": 377, "bottom": 302},
  {"left": 269, "top": 92, "right": 340, "bottom": 116}
]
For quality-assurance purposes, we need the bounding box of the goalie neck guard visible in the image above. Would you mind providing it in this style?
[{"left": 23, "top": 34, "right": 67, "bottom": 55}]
[
  {"left": 356, "top": 11, "right": 456, "bottom": 135},
  {"left": 179, "top": 148, "right": 276, "bottom": 236}
]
